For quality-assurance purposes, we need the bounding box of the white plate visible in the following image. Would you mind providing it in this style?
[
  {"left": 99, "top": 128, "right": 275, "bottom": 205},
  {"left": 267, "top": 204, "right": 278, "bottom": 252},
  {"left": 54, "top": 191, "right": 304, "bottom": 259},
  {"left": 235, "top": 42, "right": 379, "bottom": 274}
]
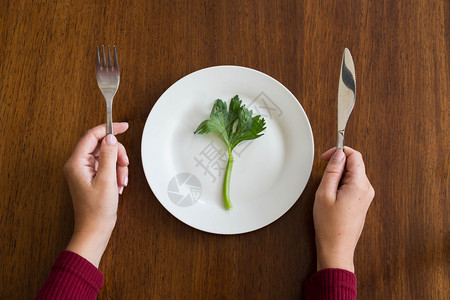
[{"left": 141, "top": 66, "right": 314, "bottom": 234}]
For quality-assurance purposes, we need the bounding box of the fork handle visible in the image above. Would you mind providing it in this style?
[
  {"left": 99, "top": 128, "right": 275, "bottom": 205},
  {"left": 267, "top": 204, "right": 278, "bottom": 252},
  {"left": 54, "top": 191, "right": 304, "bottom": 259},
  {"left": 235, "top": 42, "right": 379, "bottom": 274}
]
[{"left": 106, "top": 104, "right": 113, "bottom": 135}]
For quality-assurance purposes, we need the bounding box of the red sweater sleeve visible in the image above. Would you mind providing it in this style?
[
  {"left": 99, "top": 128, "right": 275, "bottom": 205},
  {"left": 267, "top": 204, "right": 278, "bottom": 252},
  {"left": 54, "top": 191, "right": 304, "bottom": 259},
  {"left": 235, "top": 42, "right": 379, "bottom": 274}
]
[
  {"left": 35, "top": 250, "right": 104, "bottom": 300},
  {"left": 304, "top": 268, "right": 357, "bottom": 299}
]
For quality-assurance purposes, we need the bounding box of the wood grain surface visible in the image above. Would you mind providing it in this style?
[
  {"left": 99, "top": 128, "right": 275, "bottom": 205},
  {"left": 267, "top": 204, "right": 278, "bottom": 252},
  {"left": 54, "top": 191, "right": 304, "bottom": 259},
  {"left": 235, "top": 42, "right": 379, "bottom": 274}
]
[{"left": 0, "top": 0, "right": 447, "bottom": 299}]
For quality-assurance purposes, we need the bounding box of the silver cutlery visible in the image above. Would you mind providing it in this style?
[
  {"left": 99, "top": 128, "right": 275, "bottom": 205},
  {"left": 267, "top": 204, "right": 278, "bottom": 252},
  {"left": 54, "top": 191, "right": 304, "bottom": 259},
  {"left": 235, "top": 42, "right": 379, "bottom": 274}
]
[
  {"left": 96, "top": 45, "right": 120, "bottom": 135},
  {"left": 337, "top": 48, "right": 356, "bottom": 150}
]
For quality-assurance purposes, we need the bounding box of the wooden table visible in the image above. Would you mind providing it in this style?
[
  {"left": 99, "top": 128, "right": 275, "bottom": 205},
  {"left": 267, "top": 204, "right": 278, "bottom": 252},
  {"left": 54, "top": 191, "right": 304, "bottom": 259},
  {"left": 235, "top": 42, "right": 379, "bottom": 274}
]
[{"left": 0, "top": 1, "right": 447, "bottom": 299}]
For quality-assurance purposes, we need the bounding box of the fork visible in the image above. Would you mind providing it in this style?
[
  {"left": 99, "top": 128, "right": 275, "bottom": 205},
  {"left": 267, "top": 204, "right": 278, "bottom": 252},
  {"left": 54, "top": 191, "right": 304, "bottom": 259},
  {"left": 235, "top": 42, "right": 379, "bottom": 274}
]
[{"left": 96, "top": 45, "right": 120, "bottom": 135}]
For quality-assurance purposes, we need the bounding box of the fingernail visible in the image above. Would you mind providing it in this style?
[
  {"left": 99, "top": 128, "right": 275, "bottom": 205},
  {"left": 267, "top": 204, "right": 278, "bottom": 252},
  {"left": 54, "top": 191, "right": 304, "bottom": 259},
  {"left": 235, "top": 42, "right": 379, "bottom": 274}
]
[
  {"left": 124, "top": 176, "right": 128, "bottom": 187},
  {"left": 119, "top": 186, "right": 124, "bottom": 194},
  {"left": 125, "top": 155, "right": 129, "bottom": 165},
  {"left": 106, "top": 134, "right": 117, "bottom": 145},
  {"left": 331, "top": 149, "right": 345, "bottom": 162}
]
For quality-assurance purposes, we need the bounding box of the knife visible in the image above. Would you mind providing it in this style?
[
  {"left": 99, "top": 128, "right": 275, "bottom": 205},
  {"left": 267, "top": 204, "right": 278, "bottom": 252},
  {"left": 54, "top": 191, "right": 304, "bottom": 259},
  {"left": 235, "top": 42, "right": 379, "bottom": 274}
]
[{"left": 337, "top": 48, "right": 356, "bottom": 150}]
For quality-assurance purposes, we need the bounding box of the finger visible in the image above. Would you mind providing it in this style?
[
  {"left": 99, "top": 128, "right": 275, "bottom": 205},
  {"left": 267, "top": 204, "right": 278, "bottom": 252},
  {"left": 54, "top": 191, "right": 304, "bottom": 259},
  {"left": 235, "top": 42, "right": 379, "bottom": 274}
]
[
  {"left": 320, "top": 147, "right": 336, "bottom": 160},
  {"left": 316, "top": 149, "right": 346, "bottom": 203},
  {"left": 321, "top": 146, "right": 357, "bottom": 161},
  {"left": 72, "top": 122, "right": 129, "bottom": 158},
  {"left": 344, "top": 149, "right": 366, "bottom": 179},
  {"left": 93, "top": 140, "right": 128, "bottom": 162},
  {"left": 92, "top": 142, "right": 101, "bottom": 158},
  {"left": 117, "top": 142, "right": 129, "bottom": 167},
  {"left": 343, "top": 146, "right": 358, "bottom": 157},
  {"left": 112, "top": 122, "right": 129, "bottom": 134},
  {"left": 117, "top": 165, "right": 128, "bottom": 193},
  {"left": 94, "top": 134, "right": 119, "bottom": 187}
]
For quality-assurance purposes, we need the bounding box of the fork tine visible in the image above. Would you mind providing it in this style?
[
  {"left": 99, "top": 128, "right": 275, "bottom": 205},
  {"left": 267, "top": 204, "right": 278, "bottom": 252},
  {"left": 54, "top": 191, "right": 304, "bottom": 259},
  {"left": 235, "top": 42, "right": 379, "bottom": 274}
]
[
  {"left": 96, "top": 46, "right": 101, "bottom": 68},
  {"left": 101, "top": 45, "right": 107, "bottom": 68},
  {"left": 113, "top": 45, "right": 119, "bottom": 71},
  {"left": 107, "top": 45, "right": 112, "bottom": 69}
]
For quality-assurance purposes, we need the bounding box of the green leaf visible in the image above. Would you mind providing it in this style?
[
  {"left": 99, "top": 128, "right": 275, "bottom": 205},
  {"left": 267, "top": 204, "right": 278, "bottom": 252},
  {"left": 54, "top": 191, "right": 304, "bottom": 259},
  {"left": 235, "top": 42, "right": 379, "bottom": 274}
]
[
  {"left": 194, "top": 95, "right": 266, "bottom": 152},
  {"left": 194, "top": 99, "right": 231, "bottom": 150}
]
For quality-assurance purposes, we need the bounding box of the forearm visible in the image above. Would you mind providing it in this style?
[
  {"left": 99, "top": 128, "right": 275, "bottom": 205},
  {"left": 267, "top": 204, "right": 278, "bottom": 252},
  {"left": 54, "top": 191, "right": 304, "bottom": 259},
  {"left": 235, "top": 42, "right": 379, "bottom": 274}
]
[
  {"left": 66, "top": 216, "right": 115, "bottom": 268},
  {"left": 65, "top": 232, "right": 111, "bottom": 268}
]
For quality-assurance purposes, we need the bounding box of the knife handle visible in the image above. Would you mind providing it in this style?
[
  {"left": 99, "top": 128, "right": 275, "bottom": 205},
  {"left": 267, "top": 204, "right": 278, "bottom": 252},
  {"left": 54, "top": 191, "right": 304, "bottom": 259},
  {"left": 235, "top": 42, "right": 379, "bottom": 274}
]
[{"left": 337, "top": 130, "right": 345, "bottom": 150}]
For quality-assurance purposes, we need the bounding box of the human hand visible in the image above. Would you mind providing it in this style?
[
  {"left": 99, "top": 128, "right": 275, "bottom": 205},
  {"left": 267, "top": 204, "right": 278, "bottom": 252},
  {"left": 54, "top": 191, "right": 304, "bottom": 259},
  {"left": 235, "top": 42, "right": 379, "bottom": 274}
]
[
  {"left": 313, "top": 146, "right": 375, "bottom": 273},
  {"left": 64, "top": 123, "right": 129, "bottom": 267}
]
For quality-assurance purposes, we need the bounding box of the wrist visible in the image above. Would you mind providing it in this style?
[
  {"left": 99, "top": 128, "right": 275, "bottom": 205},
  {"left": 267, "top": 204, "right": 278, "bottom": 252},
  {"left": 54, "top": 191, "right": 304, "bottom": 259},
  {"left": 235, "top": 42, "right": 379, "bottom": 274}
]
[{"left": 316, "top": 250, "right": 355, "bottom": 273}]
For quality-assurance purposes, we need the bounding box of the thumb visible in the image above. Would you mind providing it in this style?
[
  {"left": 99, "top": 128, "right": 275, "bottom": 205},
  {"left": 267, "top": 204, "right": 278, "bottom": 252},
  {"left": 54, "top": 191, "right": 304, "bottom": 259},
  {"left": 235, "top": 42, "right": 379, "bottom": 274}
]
[
  {"left": 317, "top": 149, "right": 346, "bottom": 202},
  {"left": 95, "top": 134, "right": 118, "bottom": 186}
]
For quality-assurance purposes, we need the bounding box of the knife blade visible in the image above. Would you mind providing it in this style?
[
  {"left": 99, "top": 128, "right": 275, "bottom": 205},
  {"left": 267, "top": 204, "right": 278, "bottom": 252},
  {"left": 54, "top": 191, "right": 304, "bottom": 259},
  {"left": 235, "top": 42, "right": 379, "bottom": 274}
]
[{"left": 337, "top": 48, "right": 356, "bottom": 150}]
